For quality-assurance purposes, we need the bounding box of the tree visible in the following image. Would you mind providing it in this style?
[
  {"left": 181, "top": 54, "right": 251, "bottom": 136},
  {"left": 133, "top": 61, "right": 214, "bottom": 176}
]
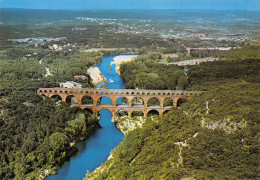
[
  {"left": 177, "top": 75, "right": 188, "bottom": 90},
  {"left": 49, "top": 132, "right": 69, "bottom": 154}
]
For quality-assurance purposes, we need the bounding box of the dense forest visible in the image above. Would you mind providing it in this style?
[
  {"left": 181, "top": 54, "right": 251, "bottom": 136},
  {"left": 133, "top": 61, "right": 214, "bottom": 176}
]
[
  {"left": 120, "top": 53, "right": 189, "bottom": 90},
  {"left": 0, "top": 49, "right": 105, "bottom": 179},
  {"left": 120, "top": 46, "right": 260, "bottom": 90},
  {"left": 86, "top": 47, "right": 260, "bottom": 179},
  {"left": 0, "top": 27, "right": 259, "bottom": 180},
  {"left": 0, "top": 8, "right": 259, "bottom": 180}
]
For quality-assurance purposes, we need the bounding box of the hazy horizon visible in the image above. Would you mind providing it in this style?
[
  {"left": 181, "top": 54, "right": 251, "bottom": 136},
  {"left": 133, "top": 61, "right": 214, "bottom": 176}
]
[
  {"left": 1, "top": 0, "right": 259, "bottom": 11},
  {"left": 1, "top": 8, "right": 260, "bottom": 12}
]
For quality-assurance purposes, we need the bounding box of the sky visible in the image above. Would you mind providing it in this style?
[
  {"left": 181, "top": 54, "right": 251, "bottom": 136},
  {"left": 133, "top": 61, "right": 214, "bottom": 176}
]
[{"left": 0, "top": 0, "right": 259, "bottom": 11}]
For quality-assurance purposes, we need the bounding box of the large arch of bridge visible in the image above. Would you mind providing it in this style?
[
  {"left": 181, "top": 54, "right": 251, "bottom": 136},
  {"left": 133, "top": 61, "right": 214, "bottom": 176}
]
[
  {"left": 131, "top": 97, "right": 144, "bottom": 106},
  {"left": 97, "top": 108, "right": 113, "bottom": 117},
  {"left": 147, "top": 96, "right": 161, "bottom": 107},
  {"left": 82, "top": 107, "right": 94, "bottom": 115},
  {"left": 116, "top": 96, "right": 130, "bottom": 106},
  {"left": 163, "top": 97, "right": 174, "bottom": 107},
  {"left": 65, "top": 95, "right": 79, "bottom": 105},
  {"left": 176, "top": 97, "right": 187, "bottom": 107},
  {"left": 147, "top": 109, "right": 159, "bottom": 116},
  {"left": 81, "top": 95, "right": 93, "bottom": 105},
  {"left": 50, "top": 94, "right": 62, "bottom": 101},
  {"left": 163, "top": 110, "right": 170, "bottom": 115},
  {"left": 131, "top": 110, "right": 145, "bottom": 117},
  {"left": 116, "top": 109, "right": 129, "bottom": 117},
  {"left": 96, "top": 96, "right": 113, "bottom": 105}
]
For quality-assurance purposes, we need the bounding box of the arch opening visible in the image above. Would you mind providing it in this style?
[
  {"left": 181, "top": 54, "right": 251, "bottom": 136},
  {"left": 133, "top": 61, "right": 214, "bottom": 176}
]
[
  {"left": 97, "top": 96, "right": 112, "bottom": 106},
  {"left": 40, "top": 94, "right": 47, "bottom": 100},
  {"left": 50, "top": 95, "right": 62, "bottom": 102},
  {"left": 81, "top": 96, "right": 93, "bottom": 106},
  {"left": 82, "top": 108, "right": 93, "bottom": 115},
  {"left": 163, "top": 97, "right": 173, "bottom": 108},
  {"left": 131, "top": 110, "right": 144, "bottom": 117},
  {"left": 97, "top": 109, "right": 113, "bottom": 127},
  {"left": 66, "top": 95, "right": 78, "bottom": 106},
  {"left": 131, "top": 97, "right": 144, "bottom": 107},
  {"left": 116, "top": 110, "right": 128, "bottom": 117},
  {"left": 163, "top": 110, "right": 170, "bottom": 115},
  {"left": 116, "top": 97, "right": 129, "bottom": 107},
  {"left": 148, "top": 110, "right": 159, "bottom": 117},
  {"left": 177, "top": 98, "right": 187, "bottom": 108},
  {"left": 147, "top": 97, "right": 160, "bottom": 108}
]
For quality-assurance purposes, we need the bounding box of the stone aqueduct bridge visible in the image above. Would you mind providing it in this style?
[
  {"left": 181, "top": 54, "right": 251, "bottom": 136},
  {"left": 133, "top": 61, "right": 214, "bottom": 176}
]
[{"left": 37, "top": 88, "right": 203, "bottom": 118}]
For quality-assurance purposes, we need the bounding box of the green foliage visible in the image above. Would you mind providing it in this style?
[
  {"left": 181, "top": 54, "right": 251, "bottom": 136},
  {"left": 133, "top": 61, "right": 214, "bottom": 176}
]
[
  {"left": 120, "top": 54, "right": 187, "bottom": 90},
  {"left": 65, "top": 114, "right": 88, "bottom": 138},
  {"left": 187, "top": 59, "right": 260, "bottom": 90},
  {"left": 49, "top": 132, "right": 70, "bottom": 152},
  {"left": 92, "top": 81, "right": 259, "bottom": 179},
  {"left": 0, "top": 46, "right": 100, "bottom": 179},
  {"left": 90, "top": 50, "right": 260, "bottom": 179},
  {"left": 0, "top": 79, "right": 99, "bottom": 179}
]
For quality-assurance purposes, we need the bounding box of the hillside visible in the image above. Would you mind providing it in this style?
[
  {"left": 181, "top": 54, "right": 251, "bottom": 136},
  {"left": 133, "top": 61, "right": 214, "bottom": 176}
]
[{"left": 86, "top": 48, "right": 260, "bottom": 179}]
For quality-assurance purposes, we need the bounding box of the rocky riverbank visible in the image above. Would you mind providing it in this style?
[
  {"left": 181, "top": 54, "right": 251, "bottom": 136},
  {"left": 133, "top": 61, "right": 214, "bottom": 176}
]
[{"left": 112, "top": 116, "right": 146, "bottom": 135}]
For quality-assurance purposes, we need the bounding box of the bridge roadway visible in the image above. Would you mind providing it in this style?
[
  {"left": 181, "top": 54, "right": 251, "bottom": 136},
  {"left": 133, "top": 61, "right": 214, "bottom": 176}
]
[{"left": 37, "top": 88, "right": 203, "bottom": 118}]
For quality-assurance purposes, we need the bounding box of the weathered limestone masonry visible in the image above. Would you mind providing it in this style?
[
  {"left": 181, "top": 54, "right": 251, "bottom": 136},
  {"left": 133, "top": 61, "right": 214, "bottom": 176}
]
[{"left": 37, "top": 88, "right": 203, "bottom": 118}]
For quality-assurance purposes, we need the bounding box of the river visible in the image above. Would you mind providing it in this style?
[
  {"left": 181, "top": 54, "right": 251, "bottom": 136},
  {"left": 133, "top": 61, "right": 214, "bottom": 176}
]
[{"left": 46, "top": 54, "right": 128, "bottom": 180}]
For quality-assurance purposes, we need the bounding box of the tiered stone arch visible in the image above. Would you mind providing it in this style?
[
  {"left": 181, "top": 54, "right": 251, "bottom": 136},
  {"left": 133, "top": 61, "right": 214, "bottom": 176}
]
[
  {"left": 163, "top": 97, "right": 174, "bottom": 107},
  {"left": 116, "top": 109, "right": 128, "bottom": 117},
  {"left": 66, "top": 95, "right": 78, "bottom": 106},
  {"left": 116, "top": 97, "right": 129, "bottom": 107},
  {"left": 147, "top": 97, "right": 161, "bottom": 108},
  {"left": 82, "top": 108, "right": 94, "bottom": 115},
  {"left": 97, "top": 108, "right": 113, "bottom": 117},
  {"left": 147, "top": 109, "right": 160, "bottom": 116},
  {"left": 131, "top": 110, "right": 145, "bottom": 117},
  {"left": 81, "top": 96, "right": 93, "bottom": 106},
  {"left": 50, "top": 94, "right": 62, "bottom": 101},
  {"left": 37, "top": 88, "right": 203, "bottom": 118},
  {"left": 131, "top": 97, "right": 145, "bottom": 107}
]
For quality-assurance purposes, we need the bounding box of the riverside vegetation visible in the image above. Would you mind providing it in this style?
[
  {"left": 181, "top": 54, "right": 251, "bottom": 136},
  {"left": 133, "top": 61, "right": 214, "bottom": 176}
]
[
  {"left": 0, "top": 43, "right": 154, "bottom": 179},
  {"left": 86, "top": 46, "right": 260, "bottom": 180},
  {"left": 0, "top": 50, "right": 108, "bottom": 179},
  {"left": 1, "top": 9, "right": 259, "bottom": 180}
]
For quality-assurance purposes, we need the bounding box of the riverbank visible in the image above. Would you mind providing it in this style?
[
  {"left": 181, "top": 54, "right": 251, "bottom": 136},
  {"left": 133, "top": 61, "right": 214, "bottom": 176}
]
[
  {"left": 111, "top": 55, "right": 138, "bottom": 74},
  {"left": 87, "top": 67, "right": 106, "bottom": 85},
  {"left": 43, "top": 115, "right": 100, "bottom": 180},
  {"left": 85, "top": 115, "right": 154, "bottom": 179},
  {"left": 46, "top": 54, "right": 125, "bottom": 180},
  {"left": 112, "top": 116, "right": 146, "bottom": 135}
]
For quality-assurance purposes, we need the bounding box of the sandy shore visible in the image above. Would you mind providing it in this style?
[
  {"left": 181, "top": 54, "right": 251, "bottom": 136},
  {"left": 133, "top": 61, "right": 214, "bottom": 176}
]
[
  {"left": 87, "top": 67, "right": 105, "bottom": 85},
  {"left": 111, "top": 55, "right": 138, "bottom": 74}
]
